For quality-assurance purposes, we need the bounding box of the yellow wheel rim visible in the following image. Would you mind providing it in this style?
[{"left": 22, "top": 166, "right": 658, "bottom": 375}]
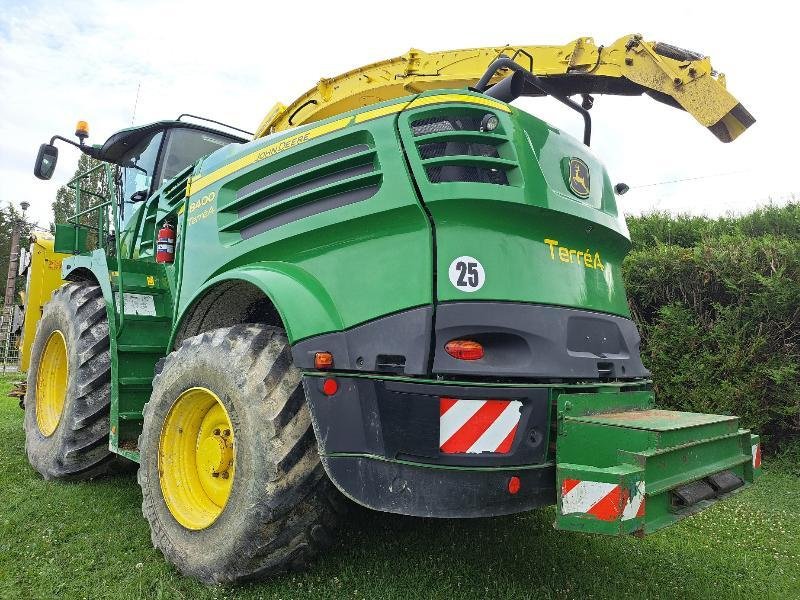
[
  {"left": 159, "top": 387, "right": 235, "bottom": 530},
  {"left": 35, "top": 330, "right": 68, "bottom": 437}
]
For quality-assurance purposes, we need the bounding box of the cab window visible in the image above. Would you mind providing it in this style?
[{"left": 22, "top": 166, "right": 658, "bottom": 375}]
[
  {"left": 156, "top": 128, "right": 233, "bottom": 188},
  {"left": 119, "top": 131, "right": 163, "bottom": 226}
]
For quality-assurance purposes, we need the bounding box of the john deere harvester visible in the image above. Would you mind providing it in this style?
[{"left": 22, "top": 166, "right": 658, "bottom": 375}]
[{"left": 26, "top": 35, "right": 760, "bottom": 583}]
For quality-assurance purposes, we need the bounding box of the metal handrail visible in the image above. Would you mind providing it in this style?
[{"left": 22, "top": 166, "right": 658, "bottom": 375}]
[
  {"left": 68, "top": 200, "right": 111, "bottom": 222},
  {"left": 67, "top": 162, "right": 126, "bottom": 334}
]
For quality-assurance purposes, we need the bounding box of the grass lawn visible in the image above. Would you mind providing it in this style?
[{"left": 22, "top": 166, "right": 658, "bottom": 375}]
[{"left": 2, "top": 374, "right": 798, "bottom": 599}]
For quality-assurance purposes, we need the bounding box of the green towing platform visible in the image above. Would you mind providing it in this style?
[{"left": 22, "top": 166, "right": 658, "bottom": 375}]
[{"left": 555, "top": 390, "right": 760, "bottom": 535}]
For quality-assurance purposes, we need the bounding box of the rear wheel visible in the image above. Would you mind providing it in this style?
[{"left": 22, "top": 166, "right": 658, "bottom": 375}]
[
  {"left": 24, "top": 282, "right": 120, "bottom": 480},
  {"left": 138, "top": 324, "right": 343, "bottom": 583}
]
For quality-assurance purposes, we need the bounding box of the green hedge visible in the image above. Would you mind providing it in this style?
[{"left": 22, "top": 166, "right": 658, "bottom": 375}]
[{"left": 623, "top": 204, "right": 799, "bottom": 451}]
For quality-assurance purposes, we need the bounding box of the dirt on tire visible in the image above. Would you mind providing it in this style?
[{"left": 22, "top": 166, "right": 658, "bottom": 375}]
[
  {"left": 138, "top": 324, "right": 345, "bottom": 584},
  {"left": 24, "top": 282, "right": 123, "bottom": 480}
]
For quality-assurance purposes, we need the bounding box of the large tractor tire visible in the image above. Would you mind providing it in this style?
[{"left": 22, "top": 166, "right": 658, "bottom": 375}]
[
  {"left": 24, "top": 282, "right": 119, "bottom": 480},
  {"left": 138, "top": 324, "right": 344, "bottom": 583}
]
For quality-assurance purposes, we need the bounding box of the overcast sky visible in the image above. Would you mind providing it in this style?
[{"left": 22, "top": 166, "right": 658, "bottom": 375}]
[{"left": 0, "top": 0, "right": 795, "bottom": 229}]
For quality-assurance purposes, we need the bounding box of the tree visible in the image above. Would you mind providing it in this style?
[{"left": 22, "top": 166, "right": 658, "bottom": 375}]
[{"left": 50, "top": 154, "right": 112, "bottom": 248}]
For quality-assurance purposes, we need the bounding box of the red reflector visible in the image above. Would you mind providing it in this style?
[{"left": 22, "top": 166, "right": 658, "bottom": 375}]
[
  {"left": 315, "top": 351, "right": 334, "bottom": 369},
  {"left": 322, "top": 378, "right": 338, "bottom": 396},
  {"left": 444, "top": 340, "right": 484, "bottom": 361},
  {"left": 508, "top": 476, "right": 521, "bottom": 495}
]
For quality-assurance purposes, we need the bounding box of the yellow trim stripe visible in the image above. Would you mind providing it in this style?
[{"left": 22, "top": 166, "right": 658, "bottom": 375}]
[
  {"left": 353, "top": 100, "right": 411, "bottom": 123},
  {"left": 187, "top": 94, "right": 510, "bottom": 196},
  {"left": 407, "top": 93, "right": 512, "bottom": 113}
]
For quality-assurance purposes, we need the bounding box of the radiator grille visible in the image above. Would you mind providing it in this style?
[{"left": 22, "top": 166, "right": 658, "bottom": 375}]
[
  {"left": 409, "top": 110, "right": 516, "bottom": 186},
  {"left": 411, "top": 116, "right": 484, "bottom": 136},
  {"left": 418, "top": 141, "right": 500, "bottom": 160},
  {"left": 426, "top": 165, "right": 509, "bottom": 185}
]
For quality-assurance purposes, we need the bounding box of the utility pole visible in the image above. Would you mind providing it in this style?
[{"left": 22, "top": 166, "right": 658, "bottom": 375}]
[
  {"left": 1, "top": 201, "right": 29, "bottom": 370},
  {"left": 3, "top": 201, "right": 29, "bottom": 308}
]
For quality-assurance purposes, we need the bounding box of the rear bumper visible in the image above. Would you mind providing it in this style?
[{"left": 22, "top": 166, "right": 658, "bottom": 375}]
[
  {"left": 292, "top": 302, "right": 650, "bottom": 379},
  {"left": 303, "top": 375, "right": 556, "bottom": 517},
  {"left": 304, "top": 375, "right": 761, "bottom": 528},
  {"left": 322, "top": 455, "right": 555, "bottom": 518}
]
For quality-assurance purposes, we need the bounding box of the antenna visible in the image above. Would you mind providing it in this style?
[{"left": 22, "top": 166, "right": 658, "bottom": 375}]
[{"left": 131, "top": 82, "right": 141, "bottom": 125}]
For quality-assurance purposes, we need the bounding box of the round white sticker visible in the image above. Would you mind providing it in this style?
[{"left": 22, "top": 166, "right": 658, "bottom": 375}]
[{"left": 448, "top": 256, "right": 485, "bottom": 292}]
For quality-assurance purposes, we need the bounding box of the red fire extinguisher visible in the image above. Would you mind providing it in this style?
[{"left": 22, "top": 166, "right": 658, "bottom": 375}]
[{"left": 156, "top": 222, "right": 176, "bottom": 263}]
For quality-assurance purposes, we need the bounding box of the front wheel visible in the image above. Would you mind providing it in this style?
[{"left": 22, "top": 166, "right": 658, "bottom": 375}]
[
  {"left": 138, "top": 324, "right": 344, "bottom": 583},
  {"left": 24, "top": 282, "right": 120, "bottom": 480}
]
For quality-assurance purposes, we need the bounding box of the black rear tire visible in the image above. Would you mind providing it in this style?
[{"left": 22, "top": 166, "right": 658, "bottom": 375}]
[
  {"left": 138, "top": 324, "right": 344, "bottom": 584},
  {"left": 24, "top": 282, "right": 121, "bottom": 480}
]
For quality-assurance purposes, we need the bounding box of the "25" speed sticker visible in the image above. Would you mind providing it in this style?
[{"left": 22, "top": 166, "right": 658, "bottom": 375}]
[{"left": 448, "top": 256, "right": 485, "bottom": 292}]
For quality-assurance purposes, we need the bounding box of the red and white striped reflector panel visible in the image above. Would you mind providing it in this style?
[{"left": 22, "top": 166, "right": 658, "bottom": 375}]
[
  {"left": 439, "top": 398, "right": 522, "bottom": 454},
  {"left": 752, "top": 443, "right": 762, "bottom": 469},
  {"left": 561, "top": 479, "right": 646, "bottom": 522}
]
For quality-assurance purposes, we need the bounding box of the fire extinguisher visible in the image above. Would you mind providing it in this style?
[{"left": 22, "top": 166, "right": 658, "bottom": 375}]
[{"left": 156, "top": 222, "right": 176, "bottom": 264}]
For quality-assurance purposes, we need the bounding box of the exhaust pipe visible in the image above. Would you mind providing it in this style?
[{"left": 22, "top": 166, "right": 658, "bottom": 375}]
[{"left": 484, "top": 71, "right": 524, "bottom": 103}]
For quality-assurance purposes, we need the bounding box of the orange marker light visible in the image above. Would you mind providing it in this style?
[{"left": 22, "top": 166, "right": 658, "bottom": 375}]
[
  {"left": 75, "top": 120, "right": 89, "bottom": 140},
  {"left": 314, "top": 351, "right": 334, "bottom": 369},
  {"left": 444, "top": 340, "right": 484, "bottom": 361}
]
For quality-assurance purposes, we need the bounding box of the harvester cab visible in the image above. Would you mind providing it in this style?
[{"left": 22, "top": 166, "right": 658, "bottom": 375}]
[
  {"left": 35, "top": 116, "right": 247, "bottom": 221},
  {"left": 23, "top": 34, "right": 760, "bottom": 584}
]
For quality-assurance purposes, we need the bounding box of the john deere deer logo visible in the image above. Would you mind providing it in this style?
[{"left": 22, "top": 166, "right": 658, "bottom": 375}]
[{"left": 567, "top": 157, "right": 590, "bottom": 199}]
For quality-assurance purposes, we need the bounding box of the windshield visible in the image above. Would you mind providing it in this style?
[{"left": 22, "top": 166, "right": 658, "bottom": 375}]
[
  {"left": 156, "top": 128, "right": 233, "bottom": 187},
  {"left": 116, "top": 126, "right": 237, "bottom": 227}
]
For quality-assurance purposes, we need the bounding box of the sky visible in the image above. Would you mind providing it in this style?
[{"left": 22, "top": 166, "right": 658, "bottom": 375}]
[{"left": 0, "top": 0, "right": 796, "bottom": 230}]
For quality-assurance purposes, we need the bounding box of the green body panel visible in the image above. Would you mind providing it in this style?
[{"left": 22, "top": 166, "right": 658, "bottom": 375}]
[
  {"left": 174, "top": 102, "right": 432, "bottom": 343},
  {"left": 553, "top": 390, "right": 759, "bottom": 535},
  {"left": 397, "top": 95, "right": 630, "bottom": 315},
  {"left": 181, "top": 263, "right": 345, "bottom": 343},
  {"left": 53, "top": 223, "right": 88, "bottom": 254},
  {"left": 64, "top": 89, "right": 632, "bottom": 355}
]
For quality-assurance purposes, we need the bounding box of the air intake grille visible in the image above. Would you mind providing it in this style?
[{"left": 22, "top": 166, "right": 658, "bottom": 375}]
[
  {"left": 411, "top": 116, "right": 483, "bottom": 136},
  {"left": 163, "top": 164, "right": 193, "bottom": 207},
  {"left": 418, "top": 141, "right": 499, "bottom": 160},
  {"left": 409, "top": 110, "right": 516, "bottom": 186},
  {"left": 217, "top": 138, "right": 381, "bottom": 240},
  {"left": 426, "top": 165, "right": 509, "bottom": 185}
]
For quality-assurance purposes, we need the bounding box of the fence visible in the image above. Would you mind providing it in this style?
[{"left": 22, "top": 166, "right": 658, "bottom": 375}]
[{"left": 0, "top": 305, "right": 21, "bottom": 372}]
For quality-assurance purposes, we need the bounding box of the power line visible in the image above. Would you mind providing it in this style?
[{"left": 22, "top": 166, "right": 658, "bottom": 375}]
[{"left": 630, "top": 169, "right": 752, "bottom": 189}]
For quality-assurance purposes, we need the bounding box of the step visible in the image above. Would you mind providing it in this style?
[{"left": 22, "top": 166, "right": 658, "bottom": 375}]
[
  {"left": 554, "top": 391, "right": 761, "bottom": 536},
  {"left": 119, "top": 376, "right": 154, "bottom": 390},
  {"left": 119, "top": 314, "right": 171, "bottom": 323},
  {"left": 117, "top": 344, "right": 167, "bottom": 354},
  {"left": 119, "top": 411, "right": 144, "bottom": 421}
]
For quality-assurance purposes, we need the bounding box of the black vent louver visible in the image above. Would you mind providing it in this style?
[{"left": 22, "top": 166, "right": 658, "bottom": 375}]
[
  {"left": 218, "top": 136, "right": 381, "bottom": 240},
  {"left": 409, "top": 112, "right": 517, "bottom": 186}
]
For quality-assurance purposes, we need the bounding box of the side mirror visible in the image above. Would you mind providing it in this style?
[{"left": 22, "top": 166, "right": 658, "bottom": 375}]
[
  {"left": 614, "top": 182, "right": 630, "bottom": 195},
  {"left": 130, "top": 190, "right": 148, "bottom": 203},
  {"left": 34, "top": 143, "right": 59, "bottom": 180}
]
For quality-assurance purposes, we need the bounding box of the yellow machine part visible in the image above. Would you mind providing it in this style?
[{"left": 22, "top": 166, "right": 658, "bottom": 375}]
[
  {"left": 35, "top": 329, "right": 68, "bottom": 436},
  {"left": 256, "top": 34, "right": 753, "bottom": 143},
  {"left": 19, "top": 234, "right": 69, "bottom": 372},
  {"left": 159, "top": 387, "right": 236, "bottom": 530}
]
